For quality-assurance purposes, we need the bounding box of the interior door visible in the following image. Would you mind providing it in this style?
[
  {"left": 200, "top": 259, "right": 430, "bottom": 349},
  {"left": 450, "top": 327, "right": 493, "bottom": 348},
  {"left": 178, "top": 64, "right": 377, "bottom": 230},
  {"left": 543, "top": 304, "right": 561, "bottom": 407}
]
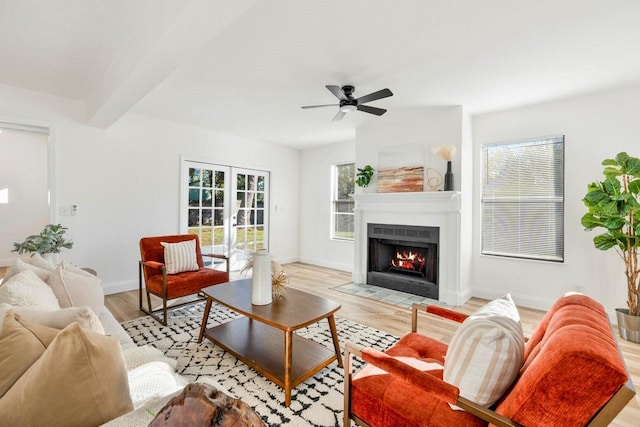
[{"left": 181, "top": 161, "right": 269, "bottom": 271}]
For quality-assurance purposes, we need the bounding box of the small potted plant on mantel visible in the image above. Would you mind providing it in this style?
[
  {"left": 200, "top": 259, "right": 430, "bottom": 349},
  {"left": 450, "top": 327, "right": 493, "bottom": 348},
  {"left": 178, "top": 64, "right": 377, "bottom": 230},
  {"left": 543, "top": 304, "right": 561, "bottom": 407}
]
[
  {"left": 356, "top": 165, "right": 375, "bottom": 188},
  {"left": 12, "top": 223, "right": 73, "bottom": 261},
  {"left": 582, "top": 152, "right": 640, "bottom": 343}
]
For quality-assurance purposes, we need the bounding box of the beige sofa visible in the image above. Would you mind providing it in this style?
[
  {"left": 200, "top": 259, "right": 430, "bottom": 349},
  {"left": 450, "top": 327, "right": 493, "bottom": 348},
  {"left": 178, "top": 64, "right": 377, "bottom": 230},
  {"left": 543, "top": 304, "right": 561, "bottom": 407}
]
[{"left": 0, "top": 254, "right": 228, "bottom": 426}]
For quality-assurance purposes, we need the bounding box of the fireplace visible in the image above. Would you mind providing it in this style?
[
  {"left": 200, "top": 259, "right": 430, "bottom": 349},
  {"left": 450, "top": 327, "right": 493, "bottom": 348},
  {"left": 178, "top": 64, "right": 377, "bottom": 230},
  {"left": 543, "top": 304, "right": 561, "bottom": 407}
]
[
  {"left": 367, "top": 223, "right": 439, "bottom": 299},
  {"left": 353, "top": 191, "right": 463, "bottom": 306}
]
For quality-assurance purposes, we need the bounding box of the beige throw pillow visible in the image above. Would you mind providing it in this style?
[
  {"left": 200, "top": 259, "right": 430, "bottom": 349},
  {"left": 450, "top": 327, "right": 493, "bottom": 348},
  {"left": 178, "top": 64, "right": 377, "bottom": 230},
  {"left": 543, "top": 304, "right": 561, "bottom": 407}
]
[
  {"left": 160, "top": 240, "right": 199, "bottom": 274},
  {"left": 46, "top": 266, "right": 104, "bottom": 314},
  {"left": 2, "top": 257, "right": 53, "bottom": 283},
  {"left": 0, "top": 322, "right": 134, "bottom": 427},
  {"left": 444, "top": 294, "right": 525, "bottom": 408},
  {"left": 0, "top": 270, "right": 60, "bottom": 309},
  {"left": 0, "top": 303, "right": 105, "bottom": 335},
  {"left": 27, "top": 253, "right": 57, "bottom": 272},
  {"left": 0, "top": 312, "right": 60, "bottom": 397}
]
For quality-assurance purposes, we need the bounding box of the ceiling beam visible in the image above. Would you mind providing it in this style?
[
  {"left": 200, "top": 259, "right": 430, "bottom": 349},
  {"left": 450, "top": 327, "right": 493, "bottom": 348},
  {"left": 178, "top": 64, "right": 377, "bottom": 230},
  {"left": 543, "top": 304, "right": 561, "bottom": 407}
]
[{"left": 86, "top": 0, "right": 256, "bottom": 129}]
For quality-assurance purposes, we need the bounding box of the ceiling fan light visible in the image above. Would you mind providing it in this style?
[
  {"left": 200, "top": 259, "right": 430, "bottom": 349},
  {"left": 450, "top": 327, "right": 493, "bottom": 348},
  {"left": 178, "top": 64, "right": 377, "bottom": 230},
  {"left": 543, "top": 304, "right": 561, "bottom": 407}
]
[{"left": 340, "top": 104, "right": 357, "bottom": 113}]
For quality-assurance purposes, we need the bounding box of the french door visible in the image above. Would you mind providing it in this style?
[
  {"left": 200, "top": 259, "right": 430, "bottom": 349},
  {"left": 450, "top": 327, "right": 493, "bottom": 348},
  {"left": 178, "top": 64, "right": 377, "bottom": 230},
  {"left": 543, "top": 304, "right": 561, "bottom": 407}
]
[{"left": 181, "top": 161, "right": 269, "bottom": 271}]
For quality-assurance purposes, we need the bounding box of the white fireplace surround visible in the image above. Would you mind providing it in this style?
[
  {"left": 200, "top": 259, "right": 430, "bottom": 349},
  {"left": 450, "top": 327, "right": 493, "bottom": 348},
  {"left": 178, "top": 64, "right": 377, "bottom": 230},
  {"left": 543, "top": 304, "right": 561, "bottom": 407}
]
[{"left": 353, "top": 191, "right": 462, "bottom": 306}]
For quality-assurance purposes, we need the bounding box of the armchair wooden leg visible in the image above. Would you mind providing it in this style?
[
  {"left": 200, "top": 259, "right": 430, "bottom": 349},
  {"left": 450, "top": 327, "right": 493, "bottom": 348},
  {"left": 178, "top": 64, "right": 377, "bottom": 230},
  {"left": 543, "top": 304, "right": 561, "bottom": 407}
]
[{"left": 344, "top": 345, "right": 352, "bottom": 427}]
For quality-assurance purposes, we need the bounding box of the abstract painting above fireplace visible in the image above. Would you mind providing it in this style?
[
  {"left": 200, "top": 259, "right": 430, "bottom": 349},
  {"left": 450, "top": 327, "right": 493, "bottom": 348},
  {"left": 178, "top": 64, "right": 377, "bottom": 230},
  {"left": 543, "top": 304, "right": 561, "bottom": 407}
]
[{"left": 367, "top": 223, "right": 439, "bottom": 299}]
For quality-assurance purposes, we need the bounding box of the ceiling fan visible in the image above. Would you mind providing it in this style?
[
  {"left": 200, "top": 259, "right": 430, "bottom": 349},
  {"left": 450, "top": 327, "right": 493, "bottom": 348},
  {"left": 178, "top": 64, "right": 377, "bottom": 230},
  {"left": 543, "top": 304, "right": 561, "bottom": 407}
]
[{"left": 302, "top": 85, "right": 393, "bottom": 121}]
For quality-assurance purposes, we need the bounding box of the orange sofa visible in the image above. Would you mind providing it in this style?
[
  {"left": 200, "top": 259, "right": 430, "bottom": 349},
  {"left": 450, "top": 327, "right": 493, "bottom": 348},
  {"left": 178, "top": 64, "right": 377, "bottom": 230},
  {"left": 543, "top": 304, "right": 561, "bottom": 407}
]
[{"left": 344, "top": 293, "right": 635, "bottom": 427}]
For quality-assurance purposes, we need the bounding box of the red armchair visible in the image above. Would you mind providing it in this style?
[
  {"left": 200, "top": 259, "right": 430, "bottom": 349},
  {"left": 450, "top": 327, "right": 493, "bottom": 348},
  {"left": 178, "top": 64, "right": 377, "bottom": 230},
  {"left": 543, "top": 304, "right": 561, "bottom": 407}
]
[
  {"left": 138, "top": 234, "right": 229, "bottom": 325},
  {"left": 344, "top": 294, "right": 635, "bottom": 427}
]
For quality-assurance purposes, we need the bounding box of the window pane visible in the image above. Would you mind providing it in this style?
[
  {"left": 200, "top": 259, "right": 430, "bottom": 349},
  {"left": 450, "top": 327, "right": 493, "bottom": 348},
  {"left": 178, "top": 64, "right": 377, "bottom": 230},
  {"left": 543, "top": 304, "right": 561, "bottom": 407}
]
[
  {"left": 202, "top": 189, "right": 213, "bottom": 207},
  {"left": 482, "top": 135, "right": 564, "bottom": 262},
  {"left": 237, "top": 174, "right": 245, "bottom": 190},
  {"left": 335, "top": 200, "right": 354, "bottom": 213},
  {"left": 214, "top": 209, "right": 223, "bottom": 226},
  {"left": 201, "top": 228, "right": 213, "bottom": 245},
  {"left": 257, "top": 176, "right": 265, "bottom": 191},
  {"left": 335, "top": 163, "right": 355, "bottom": 200},
  {"left": 188, "top": 209, "right": 200, "bottom": 227},
  {"left": 335, "top": 214, "right": 354, "bottom": 239},
  {"left": 215, "top": 171, "right": 225, "bottom": 189},
  {"left": 332, "top": 163, "right": 355, "bottom": 239},
  {"left": 202, "top": 169, "right": 213, "bottom": 188},
  {"left": 188, "top": 189, "right": 200, "bottom": 207},
  {"left": 202, "top": 209, "right": 212, "bottom": 226},
  {"left": 189, "top": 168, "right": 200, "bottom": 186},
  {"left": 215, "top": 190, "right": 224, "bottom": 207}
]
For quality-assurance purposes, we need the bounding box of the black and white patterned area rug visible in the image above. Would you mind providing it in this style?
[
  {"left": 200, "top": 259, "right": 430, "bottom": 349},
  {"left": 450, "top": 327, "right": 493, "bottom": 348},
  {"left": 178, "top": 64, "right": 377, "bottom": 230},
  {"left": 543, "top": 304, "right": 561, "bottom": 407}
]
[{"left": 122, "top": 302, "right": 398, "bottom": 426}]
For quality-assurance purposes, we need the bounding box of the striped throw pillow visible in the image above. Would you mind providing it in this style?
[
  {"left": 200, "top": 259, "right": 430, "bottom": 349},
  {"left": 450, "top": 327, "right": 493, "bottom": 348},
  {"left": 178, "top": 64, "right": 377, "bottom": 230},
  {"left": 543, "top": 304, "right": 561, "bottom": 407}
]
[
  {"left": 160, "top": 240, "right": 199, "bottom": 274},
  {"left": 444, "top": 294, "right": 524, "bottom": 408}
]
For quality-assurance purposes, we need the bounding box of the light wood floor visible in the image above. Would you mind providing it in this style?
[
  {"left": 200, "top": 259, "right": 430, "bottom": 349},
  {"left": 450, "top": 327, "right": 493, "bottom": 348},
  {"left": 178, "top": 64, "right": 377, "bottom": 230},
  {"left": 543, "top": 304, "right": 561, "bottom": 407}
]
[{"left": 108, "top": 262, "right": 639, "bottom": 425}]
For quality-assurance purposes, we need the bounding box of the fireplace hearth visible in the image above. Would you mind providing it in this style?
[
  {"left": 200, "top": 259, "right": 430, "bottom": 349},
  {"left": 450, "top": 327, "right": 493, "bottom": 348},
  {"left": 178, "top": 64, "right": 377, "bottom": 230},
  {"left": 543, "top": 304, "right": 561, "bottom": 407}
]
[{"left": 367, "top": 223, "right": 439, "bottom": 299}]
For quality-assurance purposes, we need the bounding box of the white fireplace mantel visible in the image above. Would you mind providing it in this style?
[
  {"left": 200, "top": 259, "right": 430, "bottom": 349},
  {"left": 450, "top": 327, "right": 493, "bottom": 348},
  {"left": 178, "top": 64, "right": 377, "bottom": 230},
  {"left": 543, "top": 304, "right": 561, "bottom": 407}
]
[{"left": 353, "top": 191, "right": 463, "bottom": 306}]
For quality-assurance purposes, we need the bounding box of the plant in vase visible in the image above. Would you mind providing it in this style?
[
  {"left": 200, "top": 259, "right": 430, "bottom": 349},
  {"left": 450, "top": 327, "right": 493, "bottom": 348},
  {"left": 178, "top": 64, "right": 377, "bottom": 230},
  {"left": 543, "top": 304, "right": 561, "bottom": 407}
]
[
  {"left": 356, "top": 165, "right": 375, "bottom": 188},
  {"left": 434, "top": 145, "right": 457, "bottom": 191},
  {"left": 581, "top": 152, "right": 640, "bottom": 342},
  {"left": 240, "top": 251, "right": 289, "bottom": 298},
  {"left": 12, "top": 224, "right": 73, "bottom": 259}
]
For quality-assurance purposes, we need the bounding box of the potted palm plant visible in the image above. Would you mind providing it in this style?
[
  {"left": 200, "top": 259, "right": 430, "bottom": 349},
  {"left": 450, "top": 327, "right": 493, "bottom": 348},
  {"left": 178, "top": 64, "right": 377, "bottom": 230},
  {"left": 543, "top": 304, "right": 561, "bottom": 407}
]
[
  {"left": 12, "top": 223, "right": 73, "bottom": 259},
  {"left": 581, "top": 152, "right": 640, "bottom": 343}
]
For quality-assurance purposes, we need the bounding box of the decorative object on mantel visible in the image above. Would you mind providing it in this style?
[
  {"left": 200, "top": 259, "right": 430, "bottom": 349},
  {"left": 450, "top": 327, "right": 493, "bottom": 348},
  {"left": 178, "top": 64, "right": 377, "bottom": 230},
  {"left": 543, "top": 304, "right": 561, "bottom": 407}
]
[
  {"left": 425, "top": 168, "right": 443, "bottom": 191},
  {"left": 355, "top": 165, "right": 375, "bottom": 188},
  {"left": 582, "top": 152, "right": 640, "bottom": 343},
  {"left": 434, "top": 145, "right": 457, "bottom": 191},
  {"left": 12, "top": 224, "right": 73, "bottom": 262},
  {"left": 241, "top": 250, "right": 289, "bottom": 301},
  {"left": 377, "top": 144, "right": 425, "bottom": 192}
]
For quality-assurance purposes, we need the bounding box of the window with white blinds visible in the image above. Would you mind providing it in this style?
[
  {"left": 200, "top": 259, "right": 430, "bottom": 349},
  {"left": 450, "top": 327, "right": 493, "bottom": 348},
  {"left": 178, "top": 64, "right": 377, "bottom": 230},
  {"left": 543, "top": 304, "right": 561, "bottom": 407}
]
[{"left": 481, "top": 135, "right": 564, "bottom": 262}]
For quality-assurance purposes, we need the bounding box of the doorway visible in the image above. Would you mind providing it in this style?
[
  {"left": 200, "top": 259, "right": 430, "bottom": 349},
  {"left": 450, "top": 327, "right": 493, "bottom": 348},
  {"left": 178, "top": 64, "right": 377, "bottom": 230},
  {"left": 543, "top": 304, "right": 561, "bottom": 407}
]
[
  {"left": 0, "top": 123, "right": 51, "bottom": 266},
  {"left": 181, "top": 161, "right": 269, "bottom": 272}
]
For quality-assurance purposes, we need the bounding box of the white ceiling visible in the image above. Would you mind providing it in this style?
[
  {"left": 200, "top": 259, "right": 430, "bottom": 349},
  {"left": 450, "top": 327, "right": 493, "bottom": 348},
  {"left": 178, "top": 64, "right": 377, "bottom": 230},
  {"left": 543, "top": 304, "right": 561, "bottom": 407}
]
[{"left": 2, "top": 0, "right": 640, "bottom": 148}]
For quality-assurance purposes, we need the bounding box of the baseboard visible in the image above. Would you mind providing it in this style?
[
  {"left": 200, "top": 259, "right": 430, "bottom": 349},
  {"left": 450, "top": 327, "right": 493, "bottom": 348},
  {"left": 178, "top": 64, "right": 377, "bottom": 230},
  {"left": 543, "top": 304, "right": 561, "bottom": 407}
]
[
  {"left": 296, "top": 256, "right": 352, "bottom": 273},
  {"left": 471, "top": 287, "right": 556, "bottom": 312},
  {"left": 103, "top": 279, "right": 138, "bottom": 296}
]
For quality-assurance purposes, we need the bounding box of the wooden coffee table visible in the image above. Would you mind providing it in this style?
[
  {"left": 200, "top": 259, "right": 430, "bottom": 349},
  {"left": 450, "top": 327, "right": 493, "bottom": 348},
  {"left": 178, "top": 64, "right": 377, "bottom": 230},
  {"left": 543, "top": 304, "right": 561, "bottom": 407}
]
[{"left": 197, "top": 279, "right": 343, "bottom": 407}]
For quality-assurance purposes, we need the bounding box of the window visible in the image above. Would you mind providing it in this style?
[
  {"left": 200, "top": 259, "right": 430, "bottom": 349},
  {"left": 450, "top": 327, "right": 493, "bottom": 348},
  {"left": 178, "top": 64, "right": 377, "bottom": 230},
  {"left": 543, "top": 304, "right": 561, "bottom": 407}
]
[
  {"left": 481, "top": 135, "right": 564, "bottom": 262},
  {"left": 332, "top": 163, "right": 355, "bottom": 240}
]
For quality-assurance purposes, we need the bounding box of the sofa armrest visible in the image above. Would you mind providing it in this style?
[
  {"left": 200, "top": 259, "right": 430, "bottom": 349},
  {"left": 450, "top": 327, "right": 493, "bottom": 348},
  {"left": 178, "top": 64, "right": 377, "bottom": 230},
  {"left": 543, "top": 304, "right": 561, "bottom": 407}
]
[{"left": 344, "top": 342, "right": 523, "bottom": 427}]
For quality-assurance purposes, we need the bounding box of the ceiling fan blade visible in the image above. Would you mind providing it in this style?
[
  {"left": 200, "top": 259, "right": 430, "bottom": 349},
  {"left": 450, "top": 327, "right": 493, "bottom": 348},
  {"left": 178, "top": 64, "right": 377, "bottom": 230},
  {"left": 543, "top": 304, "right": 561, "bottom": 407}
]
[
  {"left": 301, "top": 104, "right": 339, "bottom": 109},
  {"left": 326, "top": 85, "right": 348, "bottom": 101},
  {"left": 356, "top": 88, "right": 393, "bottom": 104},
  {"left": 357, "top": 105, "right": 387, "bottom": 116},
  {"left": 332, "top": 110, "right": 346, "bottom": 121}
]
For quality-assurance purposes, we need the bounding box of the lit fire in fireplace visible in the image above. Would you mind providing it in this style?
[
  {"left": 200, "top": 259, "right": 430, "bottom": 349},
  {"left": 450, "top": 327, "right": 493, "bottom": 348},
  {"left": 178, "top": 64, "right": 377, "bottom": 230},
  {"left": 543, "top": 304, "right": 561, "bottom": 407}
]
[{"left": 391, "top": 249, "right": 426, "bottom": 272}]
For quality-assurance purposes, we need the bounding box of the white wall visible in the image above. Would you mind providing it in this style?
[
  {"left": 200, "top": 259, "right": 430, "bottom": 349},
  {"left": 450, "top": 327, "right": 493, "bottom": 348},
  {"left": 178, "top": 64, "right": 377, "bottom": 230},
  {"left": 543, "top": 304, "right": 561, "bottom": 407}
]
[
  {"left": 0, "top": 83, "right": 300, "bottom": 294},
  {"left": 298, "top": 140, "right": 355, "bottom": 271},
  {"left": 356, "top": 107, "right": 465, "bottom": 191},
  {"left": 471, "top": 83, "right": 640, "bottom": 315}
]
